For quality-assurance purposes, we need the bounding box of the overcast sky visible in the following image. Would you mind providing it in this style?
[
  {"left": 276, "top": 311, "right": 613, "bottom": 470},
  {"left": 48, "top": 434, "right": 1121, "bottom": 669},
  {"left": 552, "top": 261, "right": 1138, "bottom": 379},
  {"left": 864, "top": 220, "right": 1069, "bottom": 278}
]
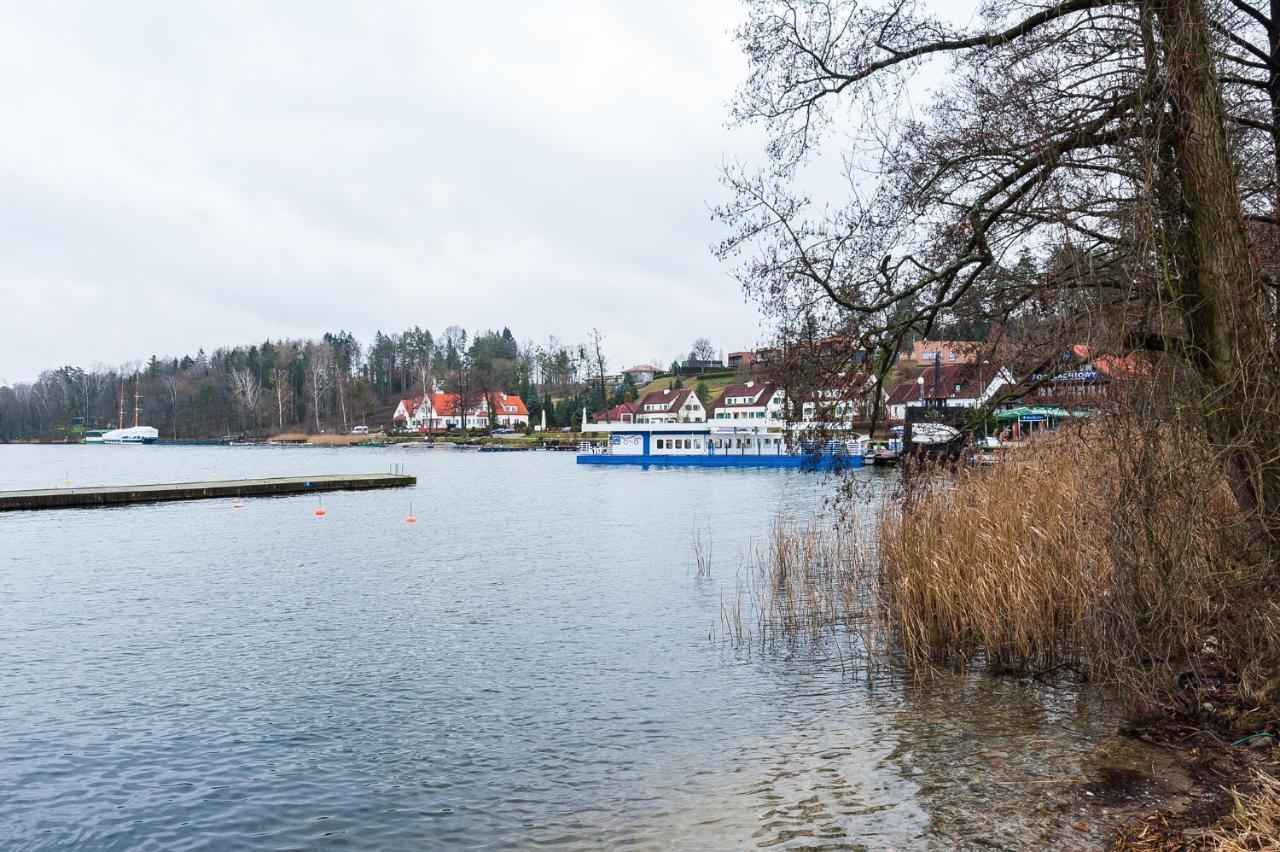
[{"left": 0, "top": 1, "right": 774, "bottom": 383}]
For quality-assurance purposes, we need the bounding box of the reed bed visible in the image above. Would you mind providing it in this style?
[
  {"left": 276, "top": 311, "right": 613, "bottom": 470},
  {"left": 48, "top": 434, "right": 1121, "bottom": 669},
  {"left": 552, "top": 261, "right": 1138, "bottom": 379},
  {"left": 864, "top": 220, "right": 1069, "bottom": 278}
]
[
  {"left": 723, "top": 514, "right": 889, "bottom": 677},
  {"left": 736, "top": 419, "right": 1280, "bottom": 713}
]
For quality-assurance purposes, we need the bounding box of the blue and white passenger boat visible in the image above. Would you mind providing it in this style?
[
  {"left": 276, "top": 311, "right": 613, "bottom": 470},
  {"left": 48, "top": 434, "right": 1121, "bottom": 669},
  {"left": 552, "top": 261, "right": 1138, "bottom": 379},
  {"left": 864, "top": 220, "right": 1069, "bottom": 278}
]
[{"left": 575, "top": 411, "right": 864, "bottom": 469}]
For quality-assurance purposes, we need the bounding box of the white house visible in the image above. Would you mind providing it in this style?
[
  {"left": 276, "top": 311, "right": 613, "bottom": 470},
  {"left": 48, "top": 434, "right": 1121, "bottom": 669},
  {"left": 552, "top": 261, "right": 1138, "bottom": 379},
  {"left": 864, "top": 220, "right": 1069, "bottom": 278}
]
[
  {"left": 623, "top": 364, "right": 659, "bottom": 385},
  {"left": 393, "top": 397, "right": 422, "bottom": 426},
  {"left": 799, "top": 376, "right": 882, "bottom": 426},
  {"left": 709, "top": 381, "right": 786, "bottom": 425},
  {"left": 394, "top": 392, "right": 529, "bottom": 431},
  {"left": 636, "top": 388, "right": 706, "bottom": 423},
  {"left": 884, "top": 364, "right": 1014, "bottom": 421}
]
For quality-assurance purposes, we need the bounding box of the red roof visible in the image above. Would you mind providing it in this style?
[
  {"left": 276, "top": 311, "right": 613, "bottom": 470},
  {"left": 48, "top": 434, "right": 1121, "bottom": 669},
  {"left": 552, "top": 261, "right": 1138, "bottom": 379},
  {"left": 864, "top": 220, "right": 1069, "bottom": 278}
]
[
  {"left": 429, "top": 392, "right": 461, "bottom": 416},
  {"left": 394, "top": 398, "right": 418, "bottom": 420},
  {"left": 428, "top": 392, "right": 527, "bottom": 417},
  {"left": 1069, "top": 344, "right": 1143, "bottom": 376},
  {"left": 638, "top": 388, "right": 695, "bottom": 412},
  {"left": 596, "top": 402, "right": 640, "bottom": 422},
  {"left": 624, "top": 364, "right": 659, "bottom": 374},
  {"left": 492, "top": 393, "right": 528, "bottom": 416},
  {"left": 710, "top": 381, "right": 776, "bottom": 410},
  {"left": 886, "top": 364, "right": 996, "bottom": 405}
]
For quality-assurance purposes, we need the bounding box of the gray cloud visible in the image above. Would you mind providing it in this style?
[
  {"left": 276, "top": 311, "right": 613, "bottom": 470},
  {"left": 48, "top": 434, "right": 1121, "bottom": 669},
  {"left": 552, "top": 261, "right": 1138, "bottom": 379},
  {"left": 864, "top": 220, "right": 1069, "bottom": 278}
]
[{"left": 0, "top": 1, "right": 766, "bottom": 382}]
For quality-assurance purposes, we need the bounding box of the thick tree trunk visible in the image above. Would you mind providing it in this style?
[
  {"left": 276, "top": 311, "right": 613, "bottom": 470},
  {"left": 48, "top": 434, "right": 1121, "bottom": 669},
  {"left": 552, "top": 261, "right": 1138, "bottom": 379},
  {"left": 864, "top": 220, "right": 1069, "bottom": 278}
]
[{"left": 1156, "top": 0, "right": 1280, "bottom": 543}]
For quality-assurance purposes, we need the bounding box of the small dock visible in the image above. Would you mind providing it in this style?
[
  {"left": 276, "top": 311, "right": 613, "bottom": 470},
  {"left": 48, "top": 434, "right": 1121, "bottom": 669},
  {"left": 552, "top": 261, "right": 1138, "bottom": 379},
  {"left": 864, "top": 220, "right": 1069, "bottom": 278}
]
[{"left": 0, "top": 473, "right": 416, "bottom": 511}]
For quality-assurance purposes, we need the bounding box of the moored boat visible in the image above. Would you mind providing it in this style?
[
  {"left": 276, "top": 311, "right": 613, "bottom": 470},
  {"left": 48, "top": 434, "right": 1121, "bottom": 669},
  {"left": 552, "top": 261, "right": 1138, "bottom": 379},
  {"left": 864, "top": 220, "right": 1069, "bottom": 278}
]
[
  {"left": 575, "top": 411, "right": 864, "bottom": 469},
  {"left": 101, "top": 426, "right": 159, "bottom": 445}
]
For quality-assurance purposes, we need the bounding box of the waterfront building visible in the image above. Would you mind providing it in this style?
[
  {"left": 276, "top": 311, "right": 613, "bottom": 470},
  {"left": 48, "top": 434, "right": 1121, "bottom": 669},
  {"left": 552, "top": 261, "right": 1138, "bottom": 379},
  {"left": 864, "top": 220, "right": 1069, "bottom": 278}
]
[
  {"left": 884, "top": 364, "right": 1014, "bottom": 421},
  {"left": 797, "top": 374, "right": 882, "bottom": 426},
  {"left": 1022, "top": 344, "right": 1138, "bottom": 409},
  {"left": 636, "top": 388, "right": 707, "bottom": 423},
  {"left": 394, "top": 392, "right": 529, "bottom": 431},
  {"left": 708, "top": 381, "right": 785, "bottom": 424},
  {"left": 596, "top": 402, "right": 640, "bottom": 423}
]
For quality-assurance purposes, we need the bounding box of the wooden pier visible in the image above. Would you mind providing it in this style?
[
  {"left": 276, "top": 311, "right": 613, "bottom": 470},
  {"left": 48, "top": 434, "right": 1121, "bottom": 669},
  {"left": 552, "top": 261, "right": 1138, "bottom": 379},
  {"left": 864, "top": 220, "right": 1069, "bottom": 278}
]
[{"left": 0, "top": 473, "right": 416, "bottom": 511}]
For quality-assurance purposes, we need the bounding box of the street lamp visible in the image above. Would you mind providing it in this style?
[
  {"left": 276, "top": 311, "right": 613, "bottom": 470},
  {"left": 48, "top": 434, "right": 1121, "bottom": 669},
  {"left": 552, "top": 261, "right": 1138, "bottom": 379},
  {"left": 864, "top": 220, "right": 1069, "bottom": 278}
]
[{"left": 917, "top": 374, "right": 925, "bottom": 405}]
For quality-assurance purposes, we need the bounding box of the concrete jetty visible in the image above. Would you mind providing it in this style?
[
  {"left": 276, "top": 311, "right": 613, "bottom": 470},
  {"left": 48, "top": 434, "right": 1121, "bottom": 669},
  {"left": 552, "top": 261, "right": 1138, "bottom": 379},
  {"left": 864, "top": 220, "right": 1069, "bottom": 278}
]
[{"left": 0, "top": 473, "right": 416, "bottom": 511}]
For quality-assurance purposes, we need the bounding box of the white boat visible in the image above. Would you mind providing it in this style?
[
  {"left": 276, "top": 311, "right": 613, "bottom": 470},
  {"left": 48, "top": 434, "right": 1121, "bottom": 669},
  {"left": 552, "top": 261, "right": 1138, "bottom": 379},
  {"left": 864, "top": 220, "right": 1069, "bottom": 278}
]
[
  {"left": 576, "top": 410, "right": 865, "bottom": 469},
  {"left": 909, "top": 422, "right": 963, "bottom": 445},
  {"left": 97, "top": 376, "right": 157, "bottom": 444},
  {"left": 101, "top": 426, "right": 159, "bottom": 445}
]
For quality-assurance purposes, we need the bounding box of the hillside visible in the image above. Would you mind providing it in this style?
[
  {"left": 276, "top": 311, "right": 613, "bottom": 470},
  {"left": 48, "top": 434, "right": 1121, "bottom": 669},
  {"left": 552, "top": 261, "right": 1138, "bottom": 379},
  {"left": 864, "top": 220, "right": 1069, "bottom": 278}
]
[{"left": 635, "top": 370, "right": 740, "bottom": 402}]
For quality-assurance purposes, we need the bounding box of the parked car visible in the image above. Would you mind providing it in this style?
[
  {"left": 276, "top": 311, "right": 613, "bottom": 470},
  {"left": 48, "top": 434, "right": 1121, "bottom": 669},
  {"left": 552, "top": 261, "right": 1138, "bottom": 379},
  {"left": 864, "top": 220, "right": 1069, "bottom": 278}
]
[
  {"left": 492, "top": 427, "right": 516, "bottom": 434},
  {"left": 351, "top": 425, "right": 370, "bottom": 435}
]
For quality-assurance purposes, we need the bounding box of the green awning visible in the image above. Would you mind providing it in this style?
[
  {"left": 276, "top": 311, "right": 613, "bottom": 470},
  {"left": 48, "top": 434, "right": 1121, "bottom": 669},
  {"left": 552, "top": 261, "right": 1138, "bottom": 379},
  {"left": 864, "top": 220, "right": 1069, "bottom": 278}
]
[{"left": 994, "top": 406, "right": 1090, "bottom": 421}]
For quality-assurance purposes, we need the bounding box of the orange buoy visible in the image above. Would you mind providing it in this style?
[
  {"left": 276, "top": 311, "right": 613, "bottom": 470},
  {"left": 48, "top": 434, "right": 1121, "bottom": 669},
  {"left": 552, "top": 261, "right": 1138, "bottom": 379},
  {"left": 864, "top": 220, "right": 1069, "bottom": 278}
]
[
  {"left": 405, "top": 515, "right": 417, "bottom": 524},
  {"left": 314, "top": 507, "right": 327, "bottom": 517},
  {"left": 232, "top": 501, "right": 245, "bottom": 509}
]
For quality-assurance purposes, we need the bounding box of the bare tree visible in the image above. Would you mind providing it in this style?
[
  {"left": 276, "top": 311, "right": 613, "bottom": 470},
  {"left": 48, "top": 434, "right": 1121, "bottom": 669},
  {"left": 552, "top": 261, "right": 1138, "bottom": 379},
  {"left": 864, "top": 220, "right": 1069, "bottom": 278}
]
[
  {"left": 230, "top": 368, "right": 262, "bottom": 434},
  {"left": 719, "top": 0, "right": 1280, "bottom": 545},
  {"left": 303, "top": 341, "right": 331, "bottom": 433},
  {"left": 163, "top": 375, "right": 182, "bottom": 439},
  {"left": 689, "top": 337, "right": 717, "bottom": 363},
  {"left": 589, "top": 328, "right": 608, "bottom": 410}
]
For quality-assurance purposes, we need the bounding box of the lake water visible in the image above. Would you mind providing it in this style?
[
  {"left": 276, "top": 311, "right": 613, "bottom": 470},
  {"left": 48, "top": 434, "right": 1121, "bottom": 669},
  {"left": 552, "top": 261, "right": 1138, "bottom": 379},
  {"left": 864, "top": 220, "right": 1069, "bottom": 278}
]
[{"left": 1, "top": 445, "right": 1139, "bottom": 849}]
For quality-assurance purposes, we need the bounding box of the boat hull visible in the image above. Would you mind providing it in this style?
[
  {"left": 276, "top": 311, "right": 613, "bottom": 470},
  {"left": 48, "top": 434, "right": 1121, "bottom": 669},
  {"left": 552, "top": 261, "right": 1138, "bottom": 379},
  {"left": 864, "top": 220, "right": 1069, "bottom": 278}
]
[{"left": 576, "top": 453, "right": 861, "bottom": 469}]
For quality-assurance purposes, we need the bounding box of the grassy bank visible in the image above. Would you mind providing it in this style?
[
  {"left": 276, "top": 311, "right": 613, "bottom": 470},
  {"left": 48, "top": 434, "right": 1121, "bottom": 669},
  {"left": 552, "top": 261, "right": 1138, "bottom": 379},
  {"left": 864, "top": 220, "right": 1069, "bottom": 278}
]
[{"left": 636, "top": 370, "right": 739, "bottom": 400}]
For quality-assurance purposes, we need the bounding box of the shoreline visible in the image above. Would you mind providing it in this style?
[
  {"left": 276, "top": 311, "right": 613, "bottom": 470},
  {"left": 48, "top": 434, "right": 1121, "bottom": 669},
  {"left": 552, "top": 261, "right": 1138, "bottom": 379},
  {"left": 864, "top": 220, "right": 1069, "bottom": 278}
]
[{"left": 1104, "top": 718, "right": 1277, "bottom": 848}]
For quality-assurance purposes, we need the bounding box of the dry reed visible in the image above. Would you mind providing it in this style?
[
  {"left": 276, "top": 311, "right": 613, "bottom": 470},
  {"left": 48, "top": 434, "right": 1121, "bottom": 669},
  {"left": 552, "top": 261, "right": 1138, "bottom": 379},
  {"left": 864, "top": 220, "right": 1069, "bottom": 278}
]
[
  {"left": 1208, "top": 771, "right": 1280, "bottom": 851},
  {"left": 723, "top": 514, "right": 889, "bottom": 678},
  {"left": 739, "top": 418, "right": 1280, "bottom": 714}
]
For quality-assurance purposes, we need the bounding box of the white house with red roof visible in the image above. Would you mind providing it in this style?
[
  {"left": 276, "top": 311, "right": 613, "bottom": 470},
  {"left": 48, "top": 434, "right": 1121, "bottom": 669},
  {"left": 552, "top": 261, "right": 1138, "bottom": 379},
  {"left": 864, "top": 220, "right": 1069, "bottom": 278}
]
[
  {"left": 708, "top": 381, "right": 785, "bottom": 424},
  {"left": 636, "top": 388, "right": 706, "bottom": 423},
  {"left": 884, "top": 363, "right": 1013, "bottom": 421},
  {"left": 800, "top": 378, "right": 882, "bottom": 426},
  {"left": 394, "top": 392, "right": 529, "bottom": 432},
  {"left": 393, "top": 397, "right": 421, "bottom": 426}
]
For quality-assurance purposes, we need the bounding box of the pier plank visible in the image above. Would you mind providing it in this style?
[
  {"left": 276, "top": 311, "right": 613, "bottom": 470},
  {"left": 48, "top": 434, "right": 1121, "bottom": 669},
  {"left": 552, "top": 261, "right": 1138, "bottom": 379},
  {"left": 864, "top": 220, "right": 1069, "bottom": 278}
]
[{"left": 0, "top": 474, "right": 415, "bottom": 511}]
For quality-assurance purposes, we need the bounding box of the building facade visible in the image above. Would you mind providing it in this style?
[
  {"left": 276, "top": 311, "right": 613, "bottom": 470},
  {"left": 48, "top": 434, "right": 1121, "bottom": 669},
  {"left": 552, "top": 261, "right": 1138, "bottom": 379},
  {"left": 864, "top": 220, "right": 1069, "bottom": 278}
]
[
  {"left": 884, "top": 364, "right": 1014, "bottom": 421},
  {"left": 394, "top": 392, "right": 529, "bottom": 431},
  {"left": 708, "top": 381, "right": 785, "bottom": 424},
  {"left": 636, "top": 388, "right": 707, "bottom": 423}
]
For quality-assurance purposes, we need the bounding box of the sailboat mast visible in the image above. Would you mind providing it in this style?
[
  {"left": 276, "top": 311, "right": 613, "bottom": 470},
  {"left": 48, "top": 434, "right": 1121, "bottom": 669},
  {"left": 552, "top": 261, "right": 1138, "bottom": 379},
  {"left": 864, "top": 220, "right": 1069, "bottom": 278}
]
[
  {"left": 117, "top": 379, "right": 124, "bottom": 429},
  {"left": 133, "top": 375, "right": 141, "bottom": 428}
]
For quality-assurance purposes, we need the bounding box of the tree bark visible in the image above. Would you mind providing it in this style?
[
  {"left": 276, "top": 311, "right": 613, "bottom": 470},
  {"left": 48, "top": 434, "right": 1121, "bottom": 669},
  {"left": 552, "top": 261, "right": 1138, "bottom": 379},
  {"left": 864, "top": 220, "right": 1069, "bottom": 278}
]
[{"left": 1156, "top": 0, "right": 1280, "bottom": 543}]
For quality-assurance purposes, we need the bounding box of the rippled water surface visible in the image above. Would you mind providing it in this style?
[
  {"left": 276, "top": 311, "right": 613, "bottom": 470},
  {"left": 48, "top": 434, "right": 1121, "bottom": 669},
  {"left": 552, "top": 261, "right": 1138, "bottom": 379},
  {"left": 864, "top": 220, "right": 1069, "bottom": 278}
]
[{"left": 1, "top": 445, "right": 1136, "bottom": 849}]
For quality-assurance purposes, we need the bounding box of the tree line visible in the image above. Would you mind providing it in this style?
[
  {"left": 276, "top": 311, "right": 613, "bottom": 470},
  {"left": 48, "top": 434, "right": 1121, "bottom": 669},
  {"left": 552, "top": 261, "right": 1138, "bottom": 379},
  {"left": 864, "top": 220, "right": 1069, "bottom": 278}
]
[{"left": 0, "top": 326, "right": 633, "bottom": 440}]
